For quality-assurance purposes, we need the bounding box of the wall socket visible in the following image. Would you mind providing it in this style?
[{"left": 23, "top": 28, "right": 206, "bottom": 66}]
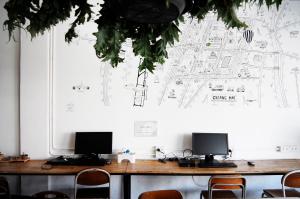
[
  {"left": 154, "top": 146, "right": 165, "bottom": 159},
  {"left": 276, "top": 145, "right": 299, "bottom": 153}
]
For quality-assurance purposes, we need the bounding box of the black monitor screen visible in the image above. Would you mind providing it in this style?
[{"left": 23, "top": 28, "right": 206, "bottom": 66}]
[
  {"left": 192, "top": 133, "right": 228, "bottom": 155},
  {"left": 74, "top": 132, "right": 112, "bottom": 155}
]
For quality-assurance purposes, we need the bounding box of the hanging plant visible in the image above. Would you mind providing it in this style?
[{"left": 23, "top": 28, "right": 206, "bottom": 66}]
[{"left": 3, "top": 0, "right": 282, "bottom": 73}]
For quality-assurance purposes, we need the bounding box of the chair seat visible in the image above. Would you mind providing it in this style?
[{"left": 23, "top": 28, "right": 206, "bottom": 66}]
[
  {"left": 263, "top": 189, "right": 300, "bottom": 197},
  {"left": 201, "top": 190, "right": 238, "bottom": 199},
  {"left": 138, "top": 190, "right": 183, "bottom": 199},
  {"left": 76, "top": 187, "right": 109, "bottom": 198},
  {"left": 32, "top": 191, "right": 69, "bottom": 199}
]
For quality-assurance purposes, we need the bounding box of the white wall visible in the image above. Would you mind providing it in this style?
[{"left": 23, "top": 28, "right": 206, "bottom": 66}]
[
  {"left": 0, "top": 0, "right": 20, "bottom": 156},
  {"left": 20, "top": 29, "right": 50, "bottom": 159},
  {"left": 0, "top": 0, "right": 21, "bottom": 195},
  {"left": 20, "top": 0, "right": 300, "bottom": 161},
  {"left": 1, "top": 0, "right": 300, "bottom": 198}
]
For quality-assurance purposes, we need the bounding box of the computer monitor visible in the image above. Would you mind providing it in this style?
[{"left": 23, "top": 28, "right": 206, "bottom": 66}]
[
  {"left": 74, "top": 132, "right": 113, "bottom": 155},
  {"left": 192, "top": 133, "right": 228, "bottom": 162}
]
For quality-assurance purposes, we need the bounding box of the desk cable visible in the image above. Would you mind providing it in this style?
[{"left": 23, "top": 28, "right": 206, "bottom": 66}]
[
  {"left": 183, "top": 149, "right": 193, "bottom": 158},
  {"left": 156, "top": 149, "right": 180, "bottom": 162},
  {"left": 192, "top": 176, "right": 207, "bottom": 188},
  {"left": 223, "top": 149, "right": 233, "bottom": 160}
]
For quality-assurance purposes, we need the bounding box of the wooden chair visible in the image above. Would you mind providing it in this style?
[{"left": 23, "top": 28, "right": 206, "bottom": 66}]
[
  {"left": 32, "top": 191, "right": 69, "bottom": 199},
  {"left": 262, "top": 169, "right": 300, "bottom": 198},
  {"left": 138, "top": 190, "right": 183, "bottom": 199},
  {"left": 200, "top": 175, "right": 246, "bottom": 199},
  {"left": 74, "top": 168, "right": 110, "bottom": 199},
  {"left": 0, "top": 177, "right": 9, "bottom": 199},
  {"left": 0, "top": 177, "right": 34, "bottom": 199}
]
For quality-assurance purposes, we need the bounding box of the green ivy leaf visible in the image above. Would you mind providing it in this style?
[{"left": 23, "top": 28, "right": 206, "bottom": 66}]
[{"left": 3, "top": 0, "right": 283, "bottom": 73}]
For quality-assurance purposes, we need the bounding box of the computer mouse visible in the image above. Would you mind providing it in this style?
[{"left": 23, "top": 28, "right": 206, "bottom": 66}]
[{"left": 247, "top": 161, "right": 255, "bottom": 166}]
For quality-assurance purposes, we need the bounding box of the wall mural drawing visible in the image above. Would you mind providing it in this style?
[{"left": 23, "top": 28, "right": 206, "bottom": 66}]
[
  {"left": 51, "top": 1, "right": 300, "bottom": 109},
  {"left": 94, "top": 1, "right": 300, "bottom": 108}
]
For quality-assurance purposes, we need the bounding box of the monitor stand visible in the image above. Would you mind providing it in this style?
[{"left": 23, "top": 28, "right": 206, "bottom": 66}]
[
  {"left": 203, "top": 154, "right": 219, "bottom": 164},
  {"left": 79, "top": 153, "right": 110, "bottom": 165},
  {"left": 81, "top": 153, "right": 104, "bottom": 160}
]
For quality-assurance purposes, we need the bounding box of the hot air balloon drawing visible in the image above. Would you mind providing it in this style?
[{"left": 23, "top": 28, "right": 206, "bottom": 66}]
[{"left": 243, "top": 30, "right": 254, "bottom": 43}]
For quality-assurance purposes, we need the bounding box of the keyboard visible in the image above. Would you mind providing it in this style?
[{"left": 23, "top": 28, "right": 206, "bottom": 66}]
[
  {"left": 197, "top": 161, "right": 237, "bottom": 168},
  {"left": 178, "top": 159, "right": 237, "bottom": 168},
  {"left": 46, "top": 156, "right": 111, "bottom": 166}
]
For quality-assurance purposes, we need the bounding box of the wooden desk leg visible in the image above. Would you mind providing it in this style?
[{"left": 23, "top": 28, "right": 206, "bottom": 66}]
[{"left": 124, "top": 174, "right": 131, "bottom": 199}]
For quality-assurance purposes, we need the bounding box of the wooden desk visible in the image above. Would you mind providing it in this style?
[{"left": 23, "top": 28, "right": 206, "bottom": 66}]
[
  {"left": 0, "top": 160, "right": 128, "bottom": 175},
  {"left": 123, "top": 159, "right": 300, "bottom": 199},
  {"left": 126, "top": 159, "right": 300, "bottom": 175},
  {"left": 0, "top": 159, "right": 300, "bottom": 199}
]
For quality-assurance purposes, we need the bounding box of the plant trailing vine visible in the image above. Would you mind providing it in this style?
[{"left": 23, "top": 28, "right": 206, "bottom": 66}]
[{"left": 3, "top": 0, "right": 282, "bottom": 73}]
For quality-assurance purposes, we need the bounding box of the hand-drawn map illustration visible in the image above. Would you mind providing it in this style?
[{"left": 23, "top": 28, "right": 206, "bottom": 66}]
[
  {"left": 57, "top": 0, "right": 300, "bottom": 108},
  {"left": 50, "top": 0, "right": 300, "bottom": 153}
]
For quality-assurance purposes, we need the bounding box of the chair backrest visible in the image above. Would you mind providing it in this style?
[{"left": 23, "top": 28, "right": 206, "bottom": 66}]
[
  {"left": 208, "top": 175, "right": 246, "bottom": 199},
  {"left": 281, "top": 169, "right": 300, "bottom": 197},
  {"left": 0, "top": 177, "right": 9, "bottom": 198},
  {"left": 32, "top": 191, "right": 69, "bottom": 199},
  {"left": 138, "top": 190, "right": 183, "bottom": 199},
  {"left": 74, "top": 168, "right": 110, "bottom": 199}
]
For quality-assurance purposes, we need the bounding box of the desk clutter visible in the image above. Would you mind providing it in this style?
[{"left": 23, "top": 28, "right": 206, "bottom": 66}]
[
  {"left": 177, "top": 158, "right": 237, "bottom": 168},
  {"left": 43, "top": 132, "right": 237, "bottom": 168},
  {"left": 0, "top": 152, "right": 30, "bottom": 163},
  {"left": 46, "top": 155, "right": 111, "bottom": 166},
  {"left": 117, "top": 149, "right": 136, "bottom": 163}
]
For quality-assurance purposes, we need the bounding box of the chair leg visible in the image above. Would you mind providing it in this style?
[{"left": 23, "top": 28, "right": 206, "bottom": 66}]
[
  {"left": 242, "top": 189, "right": 246, "bottom": 199},
  {"left": 200, "top": 192, "right": 203, "bottom": 199}
]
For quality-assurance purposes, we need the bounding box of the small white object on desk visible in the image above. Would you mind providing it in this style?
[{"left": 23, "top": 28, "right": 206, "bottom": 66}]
[{"left": 117, "top": 151, "right": 136, "bottom": 163}]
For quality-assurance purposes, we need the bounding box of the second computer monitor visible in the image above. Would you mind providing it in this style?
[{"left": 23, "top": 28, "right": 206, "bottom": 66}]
[
  {"left": 74, "top": 132, "right": 112, "bottom": 155},
  {"left": 192, "top": 133, "right": 228, "bottom": 157}
]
